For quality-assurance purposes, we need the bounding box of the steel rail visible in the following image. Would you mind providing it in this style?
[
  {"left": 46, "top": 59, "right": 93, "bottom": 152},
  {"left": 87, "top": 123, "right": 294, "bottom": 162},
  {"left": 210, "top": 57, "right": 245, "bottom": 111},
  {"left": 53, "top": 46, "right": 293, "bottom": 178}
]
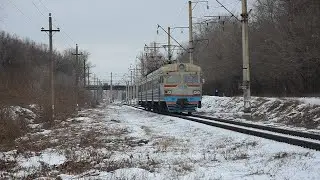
[
  {"left": 126, "top": 105, "right": 320, "bottom": 151},
  {"left": 191, "top": 114, "right": 320, "bottom": 141}
]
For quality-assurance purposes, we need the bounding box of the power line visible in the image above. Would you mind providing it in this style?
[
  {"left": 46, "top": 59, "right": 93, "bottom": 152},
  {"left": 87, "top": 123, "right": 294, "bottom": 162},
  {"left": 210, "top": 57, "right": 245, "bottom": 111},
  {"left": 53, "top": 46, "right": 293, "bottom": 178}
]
[
  {"left": 211, "top": 0, "right": 240, "bottom": 9},
  {"left": 7, "top": 0, "right": 34, "bottom": 24},
  {"left": 215, "top": 0, "right": 240, "bottom": 21},
  {"left": 31, "top": 1, "right": 73, "bottom": 48},
  {"left": 38, "top": 0, "right": 50, "bottom": 12},
  {"left": 32, "top": 1, "right": 47, "bottom": 18},
  {"left": 157, "top": 24, "right": 188, "bottom": 53},
  {"left": 37, "top": 0, "right": 76, "bottom": 44}
]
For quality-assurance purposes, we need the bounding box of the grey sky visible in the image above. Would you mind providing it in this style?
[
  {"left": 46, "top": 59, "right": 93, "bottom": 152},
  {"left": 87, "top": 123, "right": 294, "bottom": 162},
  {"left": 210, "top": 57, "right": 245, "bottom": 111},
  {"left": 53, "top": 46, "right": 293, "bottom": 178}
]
[{"left": 1, "top": 0, "right": 252, "bottom": 83}]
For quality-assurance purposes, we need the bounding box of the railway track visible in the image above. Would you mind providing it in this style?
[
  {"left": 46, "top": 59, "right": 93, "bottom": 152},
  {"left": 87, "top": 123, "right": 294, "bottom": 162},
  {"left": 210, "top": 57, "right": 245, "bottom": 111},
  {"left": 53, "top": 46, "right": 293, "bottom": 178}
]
[{"left": 127, "top": 105, "right": 320, "bottom": 151}]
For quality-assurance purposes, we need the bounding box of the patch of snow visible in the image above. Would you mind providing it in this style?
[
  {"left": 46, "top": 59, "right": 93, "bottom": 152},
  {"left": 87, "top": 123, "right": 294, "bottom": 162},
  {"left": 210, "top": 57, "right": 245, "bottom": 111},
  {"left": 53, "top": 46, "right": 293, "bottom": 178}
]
[
  {"left": 1, "top": 105, "right": 37, "bottom": 122},
  {"left": 59, "top": 168, "right": 163, "bottom": 180},
  {"left": 36, "top": 129, "right": 52, "bottom": 135},
  {"left": 19, "top": 149, "right": 66, "bottom": 168},
  {"left": 197, "top": 96, "right": 320, "bottom": 132},
  {"left": 27, "top": 123, "right": 42, "bottom": 129},
  {"left": 3, "top": 103, "right": 320, "bottom": 179},
  {"left": 100, "top": 105, "right": 320, "bottom": 180},
  {"left": 297, "top": 97, "right": 320, "bottom": 106}
]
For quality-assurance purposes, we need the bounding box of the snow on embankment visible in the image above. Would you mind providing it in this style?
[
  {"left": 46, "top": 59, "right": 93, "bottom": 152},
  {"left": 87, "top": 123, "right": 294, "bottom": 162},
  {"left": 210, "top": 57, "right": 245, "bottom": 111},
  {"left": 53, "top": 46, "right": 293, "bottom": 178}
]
[{"left": 198, "top": 96, "right": 320, "bottom": 130}]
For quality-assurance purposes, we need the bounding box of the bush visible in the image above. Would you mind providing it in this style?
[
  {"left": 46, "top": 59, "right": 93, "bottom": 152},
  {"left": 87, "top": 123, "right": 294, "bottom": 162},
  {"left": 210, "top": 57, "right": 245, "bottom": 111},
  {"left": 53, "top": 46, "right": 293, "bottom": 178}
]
[{"left": 0, "top": 107, "right": 22, "bottom": 148}]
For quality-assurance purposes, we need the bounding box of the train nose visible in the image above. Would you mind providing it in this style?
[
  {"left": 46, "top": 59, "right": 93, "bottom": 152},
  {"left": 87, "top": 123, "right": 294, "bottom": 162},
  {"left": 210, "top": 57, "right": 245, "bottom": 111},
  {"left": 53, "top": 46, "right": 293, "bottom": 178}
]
[{"left": 177, "top": 98, "right": 189, "bottom": 108}]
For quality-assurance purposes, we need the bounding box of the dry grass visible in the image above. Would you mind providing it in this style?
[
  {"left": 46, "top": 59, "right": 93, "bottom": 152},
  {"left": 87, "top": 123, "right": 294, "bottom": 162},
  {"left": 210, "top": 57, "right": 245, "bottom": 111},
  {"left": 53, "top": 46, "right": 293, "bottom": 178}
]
[
  {"left": 153, "top": 137, "right": 176, "bottom": 152},
  {"left": 0, "top": 107, "right": 30, "bottom": 150},
  {"left": 249, "top": 98, "right": 320, "bottom": 129},
  {"left": 0, "top": 105, "right": 159, "bottom": 179},
  {"left": 215, "top": 140, "right": 256, "bottom": 161},
  {"left": 173, "top": 162, "right": 194, "bottom": 174},
  {"left": 141, "top": 126, "right": 152, "bottom": 136}
]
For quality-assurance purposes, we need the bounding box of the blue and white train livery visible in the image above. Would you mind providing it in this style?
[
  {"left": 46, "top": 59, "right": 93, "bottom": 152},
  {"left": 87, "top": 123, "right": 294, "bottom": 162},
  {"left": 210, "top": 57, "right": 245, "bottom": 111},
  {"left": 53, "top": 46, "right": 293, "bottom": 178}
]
[{"left": 138, "top": 63, "right": 202, "bottom": 114}]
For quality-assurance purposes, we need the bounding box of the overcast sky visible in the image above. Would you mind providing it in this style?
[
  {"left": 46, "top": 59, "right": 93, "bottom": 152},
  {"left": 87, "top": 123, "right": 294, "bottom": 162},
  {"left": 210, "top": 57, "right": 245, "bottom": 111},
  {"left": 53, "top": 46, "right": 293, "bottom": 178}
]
[{"left": 0, "top": 0, "right": 253, "bottom": 83}]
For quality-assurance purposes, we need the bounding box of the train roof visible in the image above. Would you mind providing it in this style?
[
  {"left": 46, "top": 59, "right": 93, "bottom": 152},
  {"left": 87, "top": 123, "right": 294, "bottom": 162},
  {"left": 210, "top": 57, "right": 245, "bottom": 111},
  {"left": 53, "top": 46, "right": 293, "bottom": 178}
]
[
  {"left": 159, "top": 63, "right": 201, "bottom": 72},
  {"left": 138, "top": 63, "right": 201, "bottom": 83}
]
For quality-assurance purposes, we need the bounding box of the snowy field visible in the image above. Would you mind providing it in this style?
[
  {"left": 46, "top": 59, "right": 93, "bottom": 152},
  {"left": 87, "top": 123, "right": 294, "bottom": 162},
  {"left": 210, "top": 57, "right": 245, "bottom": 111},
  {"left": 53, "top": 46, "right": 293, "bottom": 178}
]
[
  {"left": 1, "top": 104, "right": 320, "bottom": 179},
  {"left": 197, "top": 96, "right": 320, "bottom": 133}
]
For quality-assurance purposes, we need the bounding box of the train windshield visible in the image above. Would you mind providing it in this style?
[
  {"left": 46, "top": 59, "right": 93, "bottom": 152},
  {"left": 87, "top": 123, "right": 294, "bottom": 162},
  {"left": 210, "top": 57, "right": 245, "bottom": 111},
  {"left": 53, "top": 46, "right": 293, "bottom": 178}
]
[
  {"left": 166, "top": 75, "right": 181, "bottom": 84},
  {"left": 183, "top": 74, "right": 199, "bottom": 83}
]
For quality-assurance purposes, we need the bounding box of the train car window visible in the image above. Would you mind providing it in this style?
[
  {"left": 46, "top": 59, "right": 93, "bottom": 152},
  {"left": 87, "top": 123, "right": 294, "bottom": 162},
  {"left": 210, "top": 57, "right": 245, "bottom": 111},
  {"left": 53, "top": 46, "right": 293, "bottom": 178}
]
[
  {"left": 184, "top": 74, "right": 199, "bottom": 83},
  {"left": 165, "top": 75, "right": 181, "bottom": 84}
]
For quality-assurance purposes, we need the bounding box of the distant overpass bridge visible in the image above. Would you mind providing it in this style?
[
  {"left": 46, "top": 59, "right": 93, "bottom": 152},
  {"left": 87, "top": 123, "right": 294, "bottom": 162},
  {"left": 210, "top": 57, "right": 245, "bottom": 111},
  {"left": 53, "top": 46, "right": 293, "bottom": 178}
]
[{"left": 85, "top": 84, "right": 127, "bottom": 91}]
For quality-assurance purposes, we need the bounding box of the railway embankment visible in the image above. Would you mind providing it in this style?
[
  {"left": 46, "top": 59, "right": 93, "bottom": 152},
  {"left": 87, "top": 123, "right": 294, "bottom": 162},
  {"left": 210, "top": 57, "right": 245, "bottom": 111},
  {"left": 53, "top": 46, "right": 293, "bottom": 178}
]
[{"left": 197, "top": 96, "right": 320, "bottom": 132}]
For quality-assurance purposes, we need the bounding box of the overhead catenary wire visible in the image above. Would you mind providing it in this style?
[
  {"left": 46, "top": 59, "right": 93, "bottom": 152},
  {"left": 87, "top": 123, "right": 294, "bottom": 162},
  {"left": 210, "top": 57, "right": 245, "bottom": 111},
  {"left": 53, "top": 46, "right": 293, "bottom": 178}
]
[
  {"left": 157, "top": 24, "right": 188, "bottom": 53},
  {"left": 210, "top": 0, "right": 241, "bottom": 10},
  {"left": 215, "top": 0, "right": 241, "bottom": 21}
]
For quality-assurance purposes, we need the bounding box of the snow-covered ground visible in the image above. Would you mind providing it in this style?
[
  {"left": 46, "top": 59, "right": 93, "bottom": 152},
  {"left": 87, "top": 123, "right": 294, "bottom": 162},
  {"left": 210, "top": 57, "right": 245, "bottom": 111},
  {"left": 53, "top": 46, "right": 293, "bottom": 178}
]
[
  {"left": 197, "top": 96, "right": 320, "bottom": 133},
  {"left": 1, "top": 103, "right": 319, "bottom": 179}
]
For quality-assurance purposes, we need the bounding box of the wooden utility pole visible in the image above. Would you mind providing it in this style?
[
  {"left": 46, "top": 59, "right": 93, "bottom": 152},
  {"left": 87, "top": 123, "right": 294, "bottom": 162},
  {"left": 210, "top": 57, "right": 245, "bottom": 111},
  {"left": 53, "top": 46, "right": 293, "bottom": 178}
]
[
  {"left": 110, "top": 72, "right": 113, "bottom": 102},
  {"left": 87, "top": 66, "right": 90, "bottom": 86},
  {"left": 93, "top": 75, "right": 97, "bottom": 103},
  {"left": 83, "top": 58, "right": 86, "bottom": 87},
  {"left": 133, "top": 68, "right": 136, "bottom": 102},
  {"left": 72, "top": 44, "right": 83, "bottom": 85},
  {"left": 168, "top": 27, "right": 172, "bottom": 61},
  {"left": 241, "top": 0, "right": 251, "bottom": 113},
  {"left": 126, "top": 81, "right": 129, "bottom": 104},
  {"left": 41, "top": 13, "right": 60, "bottom": 121},
  {"left": 130, "top": 70, "right": 133, "bottom": 105},
  {"left": 72, "top": 44, "right": 82, "bottom": 110},
  {"left": 135, "top": 65, "right": 139, "bottom": 105},
  {"left": 188, "top": 1, "right": 194, "bottom": 64}
]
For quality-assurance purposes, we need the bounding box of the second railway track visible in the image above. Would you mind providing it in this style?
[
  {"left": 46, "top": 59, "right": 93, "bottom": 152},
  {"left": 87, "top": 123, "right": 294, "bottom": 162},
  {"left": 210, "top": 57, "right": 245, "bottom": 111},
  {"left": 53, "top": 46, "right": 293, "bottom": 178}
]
[{"left": 128, "top": 105, "right": 320, "bottom": 151}]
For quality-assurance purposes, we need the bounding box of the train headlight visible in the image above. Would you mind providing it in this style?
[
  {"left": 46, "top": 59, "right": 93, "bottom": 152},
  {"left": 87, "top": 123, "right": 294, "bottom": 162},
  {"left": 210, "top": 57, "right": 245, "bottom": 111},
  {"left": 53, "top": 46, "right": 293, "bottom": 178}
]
[
  {"left": 178, "top": 64, "right": 185, "bottom": 71},
  {"left": 165, "top": 90, "right": 172, "bottom": 95},
  {"left": 193, "top": 90, "right": 201, "bottom": 95}
]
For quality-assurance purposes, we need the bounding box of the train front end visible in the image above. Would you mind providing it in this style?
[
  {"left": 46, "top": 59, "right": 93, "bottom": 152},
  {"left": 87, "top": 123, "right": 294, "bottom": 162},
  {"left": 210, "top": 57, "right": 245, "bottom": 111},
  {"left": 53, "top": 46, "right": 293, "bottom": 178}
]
[{"left": 163, "top": 63, "right": 202, "bottom": 113}]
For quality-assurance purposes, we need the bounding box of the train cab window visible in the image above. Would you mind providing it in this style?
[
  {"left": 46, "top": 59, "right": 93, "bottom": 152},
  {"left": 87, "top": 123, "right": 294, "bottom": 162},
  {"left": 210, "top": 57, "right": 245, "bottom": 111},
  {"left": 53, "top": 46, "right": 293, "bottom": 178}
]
[
  {"left": 165, "top": 75, "right": 181, "bottom": 84},
  {"left": 183, "top": 74, "right": 199, "bottom": 83}
]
